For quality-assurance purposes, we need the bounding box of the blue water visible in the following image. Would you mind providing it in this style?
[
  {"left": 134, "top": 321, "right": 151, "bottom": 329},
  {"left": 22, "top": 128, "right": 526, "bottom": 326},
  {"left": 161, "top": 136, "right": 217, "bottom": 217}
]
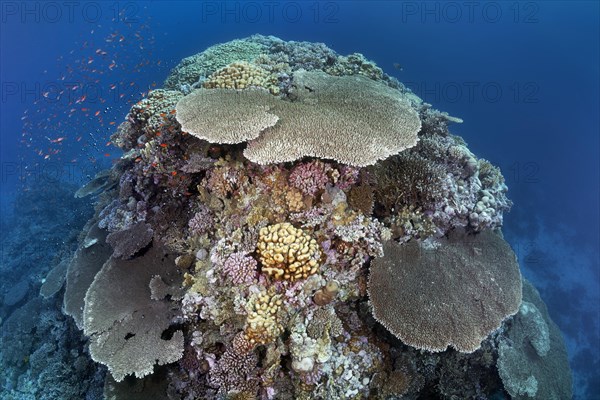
[{"left": 1, "top": 1, "right": 598, "bottom": 398}]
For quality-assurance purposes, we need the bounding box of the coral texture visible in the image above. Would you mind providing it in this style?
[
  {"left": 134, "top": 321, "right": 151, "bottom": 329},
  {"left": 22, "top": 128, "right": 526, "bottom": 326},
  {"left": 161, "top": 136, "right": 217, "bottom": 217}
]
[
  {"left": 176, "top": 70, "right": 421, "bottom": 166},
  {"left": 496, "top": 280, "right": 573, "bottom": 400},
  {"left": 256, "top": 223, "right": 321, "bottom": 281},
  {"left": 369, "top": 229, "right": 522, "bottom": 352},
  {"left": 83, "top": 244, "right": 184, "bottom": 381}
]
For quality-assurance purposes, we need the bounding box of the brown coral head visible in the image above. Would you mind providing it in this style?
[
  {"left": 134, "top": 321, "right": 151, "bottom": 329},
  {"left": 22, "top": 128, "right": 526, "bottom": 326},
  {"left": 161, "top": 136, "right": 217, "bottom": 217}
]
[{"left": 313, "top": 280, "right": 339, "bottom": 306}]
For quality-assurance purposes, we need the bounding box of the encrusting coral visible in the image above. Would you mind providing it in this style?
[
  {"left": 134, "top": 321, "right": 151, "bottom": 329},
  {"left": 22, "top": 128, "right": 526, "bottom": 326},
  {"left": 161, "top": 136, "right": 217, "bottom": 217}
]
[{"left": 60, "top": 35, "right": 572, "bottom": 400}]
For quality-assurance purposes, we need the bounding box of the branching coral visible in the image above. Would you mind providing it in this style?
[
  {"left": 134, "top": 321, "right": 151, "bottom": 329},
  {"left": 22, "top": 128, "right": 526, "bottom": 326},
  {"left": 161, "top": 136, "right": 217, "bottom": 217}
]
[
  {"left": 371, "top": 152, "right": 447, "bottom": 213},
  {"left": 221, "top": 252, "right": 258, "bottom": 285},
  {"left": 188, "top": 204, "right": 213, "bottom": 235},
  {"left": 288, "top": 160, "right": 332, "bottom": 196}
]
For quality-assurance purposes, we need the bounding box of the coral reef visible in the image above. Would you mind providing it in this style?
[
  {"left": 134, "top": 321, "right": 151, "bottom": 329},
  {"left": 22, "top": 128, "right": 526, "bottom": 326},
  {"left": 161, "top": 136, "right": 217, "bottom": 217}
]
[
  {"left": 0, "top": 182, "right": 100, "bottom": 399},
  {"left": 83, "top": 244, "right": 184, "bottom": 381},
  {"left": 34, "top": 35, "right": 572, "bottom": 400}
]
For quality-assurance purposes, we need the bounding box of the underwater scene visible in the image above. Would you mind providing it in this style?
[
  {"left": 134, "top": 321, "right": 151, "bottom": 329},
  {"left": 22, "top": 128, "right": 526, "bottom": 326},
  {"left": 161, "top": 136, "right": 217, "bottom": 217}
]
[{"left": 0, "top": 2, "right": 598, "bottom": 400}]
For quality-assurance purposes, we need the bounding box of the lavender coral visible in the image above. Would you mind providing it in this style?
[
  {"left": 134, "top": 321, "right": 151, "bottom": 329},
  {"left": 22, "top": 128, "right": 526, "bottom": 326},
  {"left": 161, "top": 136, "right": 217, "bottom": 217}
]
[
  {"left": 289, "top": 160, "right": 331, "bottom": 196},
  {"left": 221, "top": 252, "right": 257, "bottom": 285},
  {"left": 188, "top": 205, "right": 213, "bottom": 235}
]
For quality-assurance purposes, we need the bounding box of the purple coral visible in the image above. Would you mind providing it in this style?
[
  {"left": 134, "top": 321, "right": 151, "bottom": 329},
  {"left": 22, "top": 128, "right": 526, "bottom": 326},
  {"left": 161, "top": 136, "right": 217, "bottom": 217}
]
[
  {"left": 208, "top": 349, "right": 259, "bottom": 394},
  {"left": 289, "top": 160, "right": 331, "bottom": 196},
  {"left": 188, "top": 205, "right": 213, "bottom": 235},
  {"left": 337, "top": 165, "right": 360, "bottom": 190},
  {"left": 222, "top": 252, "right": 258, "bottom": 285}
]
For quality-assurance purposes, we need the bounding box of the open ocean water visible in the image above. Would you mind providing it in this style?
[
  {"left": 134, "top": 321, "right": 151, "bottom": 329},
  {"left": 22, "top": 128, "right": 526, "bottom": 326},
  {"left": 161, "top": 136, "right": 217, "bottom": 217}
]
[{"left": 0, "top": 1, "right": 598, "bottom": 399}]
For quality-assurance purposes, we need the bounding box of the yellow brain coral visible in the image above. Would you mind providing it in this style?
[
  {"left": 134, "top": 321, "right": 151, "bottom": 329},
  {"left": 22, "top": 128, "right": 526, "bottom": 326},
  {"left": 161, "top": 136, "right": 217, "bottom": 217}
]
[
  {"left": 203, "top": 61, "right": 278, "bottom": 94},
  {"left": 244, "top": 289, "right": 283, "bottom": 345},
  {"left": 257, "top": 223, "right": 321, "bottom": 281}
]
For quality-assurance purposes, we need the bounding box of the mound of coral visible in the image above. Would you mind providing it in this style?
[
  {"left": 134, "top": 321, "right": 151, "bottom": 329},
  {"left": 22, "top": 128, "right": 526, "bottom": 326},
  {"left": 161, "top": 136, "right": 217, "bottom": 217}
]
[{"left": 60, "top": 35, "right": 573, "bottom": 399}]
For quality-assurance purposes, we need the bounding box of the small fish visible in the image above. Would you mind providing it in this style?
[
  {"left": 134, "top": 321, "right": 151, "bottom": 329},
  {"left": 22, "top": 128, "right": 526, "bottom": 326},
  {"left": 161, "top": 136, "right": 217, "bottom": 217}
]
[
  {"left": 171, "top": 171, "right": 177, "bottom": 176},
  {"left": 159, "top": 143, "right": 168, "bottom": 148},
  {"left": 393, "top": 62, "right": 403, "bottom": 71}
]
